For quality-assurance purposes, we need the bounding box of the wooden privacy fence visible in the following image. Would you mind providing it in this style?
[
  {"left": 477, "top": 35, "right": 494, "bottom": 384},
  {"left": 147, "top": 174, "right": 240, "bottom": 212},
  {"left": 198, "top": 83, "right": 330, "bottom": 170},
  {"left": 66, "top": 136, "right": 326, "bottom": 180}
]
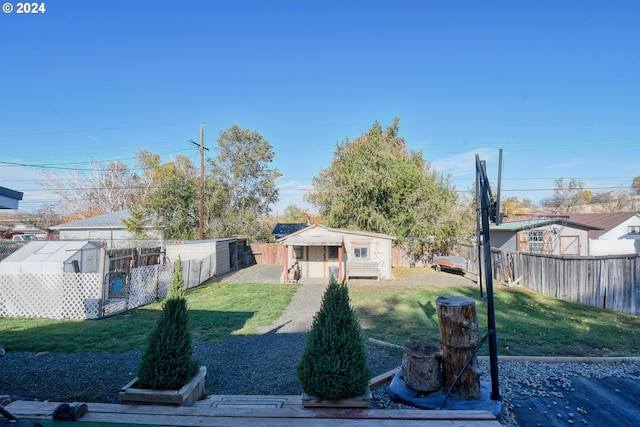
[
  {"left": 458, "top": 244, "right": 640, "bottom": 316},
  {"left": 107, "top": 247, "right": 163, "bottom": 274},
  {"left": 250, "top": 243, "right": 283, "bottom": 265}
]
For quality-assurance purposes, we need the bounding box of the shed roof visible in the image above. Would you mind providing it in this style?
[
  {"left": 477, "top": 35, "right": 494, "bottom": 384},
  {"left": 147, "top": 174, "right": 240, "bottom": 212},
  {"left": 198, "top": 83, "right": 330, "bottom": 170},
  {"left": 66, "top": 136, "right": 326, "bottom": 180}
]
[
  {"left": 279, "top": 224, "right": 395, "bottom": 245},
  {"left": 283, "top": 234, "right": 344, "bottom": 246},
  {"left": 2, "top": 240, "right": 98, "bottom": 264},
  {"left": 490, "top": 217, "right": 602, "bottom": 232}
]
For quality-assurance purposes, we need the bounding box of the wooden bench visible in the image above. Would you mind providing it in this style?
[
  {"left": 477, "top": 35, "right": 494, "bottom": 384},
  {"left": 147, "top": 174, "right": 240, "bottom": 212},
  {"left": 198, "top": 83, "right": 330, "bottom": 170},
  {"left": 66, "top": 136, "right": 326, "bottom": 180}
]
[{"left": 347, "top": 261, "right": 380, "bottom": 280}]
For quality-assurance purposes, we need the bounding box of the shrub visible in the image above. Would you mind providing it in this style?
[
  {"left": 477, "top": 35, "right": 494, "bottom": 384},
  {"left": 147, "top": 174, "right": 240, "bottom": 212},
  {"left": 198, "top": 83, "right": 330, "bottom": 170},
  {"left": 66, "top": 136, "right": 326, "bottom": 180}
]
[
  {"left": 296, "top": 277, "right": 371, "bottom": 400},
  {"left": 136, "top": 256, "right": 199, "bottom": 390}
]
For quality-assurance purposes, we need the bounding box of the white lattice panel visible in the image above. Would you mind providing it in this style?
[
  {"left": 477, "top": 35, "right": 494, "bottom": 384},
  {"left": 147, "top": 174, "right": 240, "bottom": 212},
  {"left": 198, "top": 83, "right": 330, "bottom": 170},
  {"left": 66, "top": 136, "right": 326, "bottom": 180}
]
[
  {"left": 0, "top": 272, "right": 100, "bottom": 320},
  {"left": 128, "top": 264, "right": 171, "bottom": 309},
  {"left": 0, "top": 262, "right": 181, "bottom": 321}
]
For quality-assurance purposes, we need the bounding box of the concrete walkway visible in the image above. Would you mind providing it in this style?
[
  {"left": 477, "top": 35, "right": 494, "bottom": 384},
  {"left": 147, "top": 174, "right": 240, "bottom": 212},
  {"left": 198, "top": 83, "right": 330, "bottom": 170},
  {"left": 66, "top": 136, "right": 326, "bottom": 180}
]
[{"left": 256, "top": 281, "right": 328, "bottom": 334}]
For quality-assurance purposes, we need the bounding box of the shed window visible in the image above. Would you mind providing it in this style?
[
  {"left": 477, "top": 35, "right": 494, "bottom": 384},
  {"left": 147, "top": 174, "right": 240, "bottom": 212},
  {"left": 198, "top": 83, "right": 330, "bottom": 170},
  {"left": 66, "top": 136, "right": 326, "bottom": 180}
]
[
  {"left": 328, "top": 246, "right": 339, "bottom": 260},
  {"left": 353, "top": 247, "right": 368, "bottom": 259},
  {"left": 628, "top": 226, "right": 640, "bottom": 234},
  {"left": 528, "top": 231, "right": 544, "bottom": 253},
  {"left": 294, "top": 246, "right": 304, "bottom": 259}
]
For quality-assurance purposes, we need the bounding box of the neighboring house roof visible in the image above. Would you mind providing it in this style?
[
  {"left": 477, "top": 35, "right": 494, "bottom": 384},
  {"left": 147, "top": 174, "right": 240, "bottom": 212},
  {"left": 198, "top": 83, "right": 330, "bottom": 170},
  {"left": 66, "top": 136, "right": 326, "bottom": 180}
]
[
  {"left": 272, "top": 223, "right": 310, "bottom": 238},
  {"left": 279, "top": 224, "right": 395, "bottom": 246},
  {"left": 0, "top": 186, "right": 23, "bottom": 210},
  {"left": 490, "top": 217, "right": 603, "bottom": 232},
  {"left": 568, "top": 212, "right": 640, "bottom": 239},
  {"left": 50, "top": 210, "right": 131, "bottom": 230}
]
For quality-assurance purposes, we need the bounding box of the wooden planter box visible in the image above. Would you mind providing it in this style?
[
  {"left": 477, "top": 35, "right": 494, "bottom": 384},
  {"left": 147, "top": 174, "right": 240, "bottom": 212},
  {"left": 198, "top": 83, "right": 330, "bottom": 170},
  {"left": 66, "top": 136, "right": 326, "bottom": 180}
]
[
  {"left": 119, "top": 366, "right": 206, "bottom": 407},
  {"left": 301, "top": 388, "right": 371, "bottom": 408}
]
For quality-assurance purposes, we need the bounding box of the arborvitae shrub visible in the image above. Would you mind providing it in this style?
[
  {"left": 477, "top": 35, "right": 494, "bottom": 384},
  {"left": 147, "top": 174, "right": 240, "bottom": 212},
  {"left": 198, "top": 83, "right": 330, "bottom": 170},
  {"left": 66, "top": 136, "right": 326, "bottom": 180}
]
[
  {"left": 296, "top": 277, "right": 371, "bottom": 400},
  {"left": 137, "top": 256, "right": 199, "bottom": 390}
]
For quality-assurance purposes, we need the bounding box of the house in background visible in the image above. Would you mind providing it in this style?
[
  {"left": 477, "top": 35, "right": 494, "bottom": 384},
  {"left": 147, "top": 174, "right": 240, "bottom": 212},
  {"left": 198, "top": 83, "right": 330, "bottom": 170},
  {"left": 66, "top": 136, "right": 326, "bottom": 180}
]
[
  {"left": 49, "top": 210, "right": 160, "bottom": 247},
  {"left": 272, "top": 222, "right": 310, "bottom": 239},
  {"left": 489, "top": 216, "right": 602, "bottom": 257},
  {"left": 0, "top": 186, "right": 23, "bottom": 210},
  {"left": 279, "top": 224, "right": 395, "bottom": 282},
  {"left": 569, "top": 212, "right": 640, "bottom": 255}
]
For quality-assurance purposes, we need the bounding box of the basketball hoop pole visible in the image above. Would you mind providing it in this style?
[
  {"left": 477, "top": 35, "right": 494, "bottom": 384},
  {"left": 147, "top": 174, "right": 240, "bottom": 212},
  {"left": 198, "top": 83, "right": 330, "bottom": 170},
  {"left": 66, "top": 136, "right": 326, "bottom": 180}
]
[{"left": 475, "top": 152, "right": 501, "bottom": 402}]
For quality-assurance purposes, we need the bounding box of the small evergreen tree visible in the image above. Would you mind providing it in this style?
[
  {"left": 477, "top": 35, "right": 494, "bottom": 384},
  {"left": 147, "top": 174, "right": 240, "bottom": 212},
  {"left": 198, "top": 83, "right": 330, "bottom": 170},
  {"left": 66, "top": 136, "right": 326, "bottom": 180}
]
[
  {"left": 296, "top": 277, "right": 371, "bottom": 400},
  {"left": 136, "top": 256, "right": 199, "bottom": 390}
]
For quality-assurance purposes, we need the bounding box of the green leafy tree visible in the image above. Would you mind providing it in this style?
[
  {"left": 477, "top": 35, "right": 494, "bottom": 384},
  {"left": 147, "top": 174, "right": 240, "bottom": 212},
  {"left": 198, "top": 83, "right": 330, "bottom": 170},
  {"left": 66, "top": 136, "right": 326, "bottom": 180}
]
[
  {"left": 500, "top": 196, "right": 533, "bottom": 219},
  {"left": 137, "top": 156, "right": 200, "bottom": 240},
  {"left": 279, "top": 204, "right": 307, "bottom": 223},
  {"left": 206, "top": 125, "right": 281, "bottom": 241},
  {"left": 137, "top": 257, "right": 199, "bottom": 390},
  {"left": 297, "top": 277, "right": 371, "bottom": 400},
  {"left": 306, "top": 117, "right": 461, "bottom": 253}
]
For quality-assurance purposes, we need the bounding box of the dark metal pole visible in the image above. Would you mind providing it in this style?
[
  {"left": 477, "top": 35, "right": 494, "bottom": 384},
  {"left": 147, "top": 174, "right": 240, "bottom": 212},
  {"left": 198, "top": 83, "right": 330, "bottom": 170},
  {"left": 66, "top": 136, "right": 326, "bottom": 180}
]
[
  {"left": 477, "top": 155, "right": 501, "bottom": 402},
  {"left": 476, "top": 167, "right": 483, "bottom": 298}
]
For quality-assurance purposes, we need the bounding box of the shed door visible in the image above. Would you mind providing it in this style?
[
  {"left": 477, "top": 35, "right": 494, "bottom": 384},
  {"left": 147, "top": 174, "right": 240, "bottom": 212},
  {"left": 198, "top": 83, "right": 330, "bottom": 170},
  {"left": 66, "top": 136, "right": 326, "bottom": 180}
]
[
  {"left": 307, "top": 246, "right": 326, "bottom": 278},
  {"left": 560, "top": 236, "right": 580, "bottom": 256},
  {"left": 517, "top": 232, "right": 529, "bottom": 251}
]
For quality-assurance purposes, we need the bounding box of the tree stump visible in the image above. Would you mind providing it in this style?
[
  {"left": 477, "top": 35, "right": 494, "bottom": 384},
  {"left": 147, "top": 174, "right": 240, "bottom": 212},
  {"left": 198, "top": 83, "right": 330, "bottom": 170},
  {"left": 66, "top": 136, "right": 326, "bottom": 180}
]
[
  {"left": 401, "top": 341, "right": 442, "bottom": 394},
  {"left": 436, "top": 295, "right": 481, "bottom": 400}
]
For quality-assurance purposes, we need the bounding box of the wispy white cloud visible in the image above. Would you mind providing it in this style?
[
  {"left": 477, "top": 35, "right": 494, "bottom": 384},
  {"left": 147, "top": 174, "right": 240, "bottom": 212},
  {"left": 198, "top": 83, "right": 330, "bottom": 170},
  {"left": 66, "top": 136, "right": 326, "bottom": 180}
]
[
  {"left": 274, "top": 179, "right": 314, "bottom": 214},
  {"left": 545, "top": 159, "right": 589, "bottom": 169},
  {"left": 430, "top": 148, "right": 497, "bottom": 178}
]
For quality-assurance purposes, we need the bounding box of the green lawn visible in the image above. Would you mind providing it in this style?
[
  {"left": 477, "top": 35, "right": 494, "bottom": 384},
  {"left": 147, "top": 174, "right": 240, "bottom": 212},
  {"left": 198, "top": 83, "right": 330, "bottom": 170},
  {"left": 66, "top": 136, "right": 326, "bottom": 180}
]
[
  {"left": 349, "top": 284, "right": 640, "bottom": 357},
  {"left": 1, "top": 281, "right": 639, "bottom": 357},
  {"left": 0, "top": 282, "right": 299, "bottom": 352}
]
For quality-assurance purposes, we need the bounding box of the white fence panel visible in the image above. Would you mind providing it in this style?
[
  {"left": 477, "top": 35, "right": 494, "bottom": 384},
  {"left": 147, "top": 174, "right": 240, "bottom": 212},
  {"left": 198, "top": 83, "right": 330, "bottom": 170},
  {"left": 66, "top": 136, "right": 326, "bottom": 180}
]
[
  {"left": 0, "top": 254, "right": 216, "bottom": 320},
  {"left": 0, "top": 272, "right": 100, "bottom": 320}
]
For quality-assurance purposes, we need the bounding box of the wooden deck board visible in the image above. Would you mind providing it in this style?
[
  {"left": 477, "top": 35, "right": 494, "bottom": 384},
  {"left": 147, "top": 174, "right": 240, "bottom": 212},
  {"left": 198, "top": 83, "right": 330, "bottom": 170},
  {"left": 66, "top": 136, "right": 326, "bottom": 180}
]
[{"left": 5, "top": 398, "right": 501, "bottom": 426}]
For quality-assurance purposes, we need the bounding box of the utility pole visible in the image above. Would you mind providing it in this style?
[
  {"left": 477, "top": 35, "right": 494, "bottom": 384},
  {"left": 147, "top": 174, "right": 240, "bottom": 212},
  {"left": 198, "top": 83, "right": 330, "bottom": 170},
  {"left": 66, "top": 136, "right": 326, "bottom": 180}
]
[{"left": 189, "top": 123, "right": 208, "bottom": 240}]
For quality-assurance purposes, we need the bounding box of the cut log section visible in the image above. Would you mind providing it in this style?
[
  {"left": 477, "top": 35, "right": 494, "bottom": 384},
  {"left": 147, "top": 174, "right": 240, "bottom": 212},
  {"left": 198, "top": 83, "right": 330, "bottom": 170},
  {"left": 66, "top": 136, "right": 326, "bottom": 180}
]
[
  {"left": 436, "top": 295, "right": 481, "bottom": 400},
  {"left": 401, "top": 341, "right": 442, "bottom": 394}
]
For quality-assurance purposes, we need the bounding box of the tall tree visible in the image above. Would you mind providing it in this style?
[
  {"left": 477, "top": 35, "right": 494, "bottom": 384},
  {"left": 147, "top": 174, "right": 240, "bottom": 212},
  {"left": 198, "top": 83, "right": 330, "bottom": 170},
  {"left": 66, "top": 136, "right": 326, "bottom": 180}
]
[
  {"left": 206, "top": 125, "right": 281, "bottom": 241},
  {"left": 306, "top": 118, "right": 461, "bottom": 252},
  {"left": 41, "top": 159, "right": 142, "bottom": 219},
  {"left": 132, "top": 155, "right": 200, "bottom": 240},
  {"left": 539, "top": 178, "right": 588, "bottom": 214}
]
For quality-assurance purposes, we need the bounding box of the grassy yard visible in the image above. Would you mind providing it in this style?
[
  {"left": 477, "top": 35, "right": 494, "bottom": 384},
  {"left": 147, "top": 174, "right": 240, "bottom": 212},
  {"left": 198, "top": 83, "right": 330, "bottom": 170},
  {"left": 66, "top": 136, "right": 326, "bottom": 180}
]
[
  {"left": 1, "top": 281, "right": 639, "bottom": 356},
  {"left": 350, "top": 284, "right": 640, "bottom": 357},
  {"left": 0, "top": 282, "right": 299, "bottom": 352}
]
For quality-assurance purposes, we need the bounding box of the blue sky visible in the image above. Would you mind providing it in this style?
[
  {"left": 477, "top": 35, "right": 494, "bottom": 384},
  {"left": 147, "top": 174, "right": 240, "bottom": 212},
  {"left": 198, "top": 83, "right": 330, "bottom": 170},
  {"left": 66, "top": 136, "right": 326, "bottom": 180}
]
[{"left": 1, "top": 0, "right": 639, "bottom": 214}]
